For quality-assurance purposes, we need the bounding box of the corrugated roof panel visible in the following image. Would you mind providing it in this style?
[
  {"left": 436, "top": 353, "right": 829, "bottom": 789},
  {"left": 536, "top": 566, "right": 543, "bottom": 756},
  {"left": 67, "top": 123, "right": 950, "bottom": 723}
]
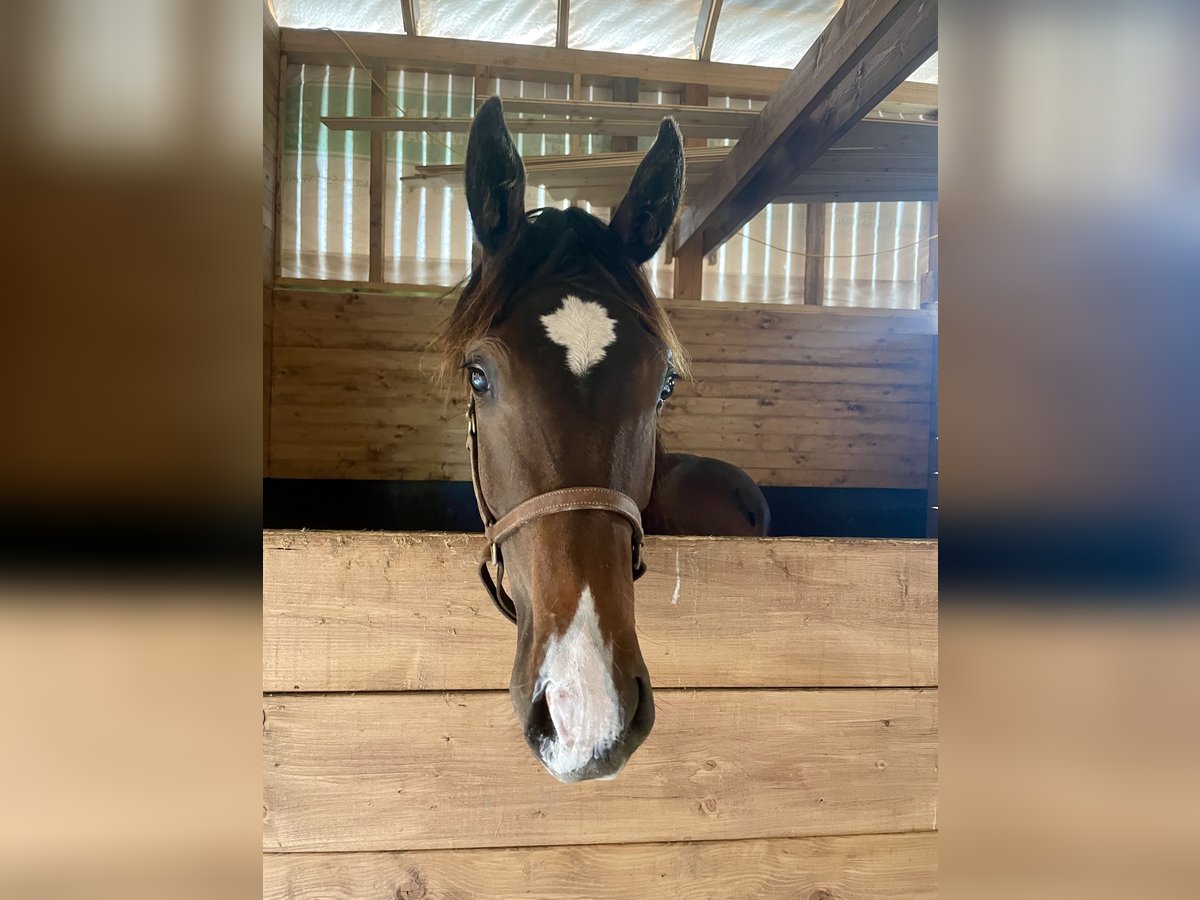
[
  {"left": 569, "top": 0, "right": 701, "bottom": 59},
  {"left": 423, "top": 0, "right": 557, "bottom": 46},
  {"left": 710, "top": 0, "right": 842, "bottom": 68}
]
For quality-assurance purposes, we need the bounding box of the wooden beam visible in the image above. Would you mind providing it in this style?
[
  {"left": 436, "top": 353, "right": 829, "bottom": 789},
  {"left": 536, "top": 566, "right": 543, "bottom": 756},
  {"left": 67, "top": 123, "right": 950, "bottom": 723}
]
[
  {"left": 568, "top": 72, "right": 582, "bottom": 172},
  {"left": 675, "top": 0, "right": 938, "bottom": 257},
  {"left": 490, "top": 95, "right": 759, "bottom": 127},
  {"left": 610, "top": 77, "right": 639, "bottom": 153},
  {"left": 263, "top": 531, "right": 937, "bottom": 691},
  {"left": 695, "top": 0, "right": 724, "bottom": 61},
  {"left": 680, "top": 84, "right": 710, "bottom": 149},
  {"left": 320, "top": 115, "right": 748, "bottom": 140},
  {"left": 368, "top": 65, "right": 385, "bottom": 283},
  {"left": 280, "top": 27, "right": 789, "bottom": 98},
  {"left": 672, "top": 240, "right": 704, "bottom": 301},
  {"left": 804, "top": 203, "right": 826, "bottom": 305},
  {"left": 263, "top": 689, "right": 937, "bottom": 851},
  {"left": 556, "top": 0, "right": 570, "bottom": 49},
  {"left": 921, "top": 200, "right": 938, "bottom": 306},
  {"left": 399, "top": 0, "right": 419, "bottom": 36},
  {"left": 265, "top": 833, "right": 938, "bottom": 899}
]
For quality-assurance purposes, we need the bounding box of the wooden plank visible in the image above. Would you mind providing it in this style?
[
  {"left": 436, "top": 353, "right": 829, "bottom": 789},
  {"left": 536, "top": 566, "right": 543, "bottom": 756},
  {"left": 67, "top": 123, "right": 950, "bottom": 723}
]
[
  {"left": 263, "top": 530, "right": 936, "bottom": 691},
  {"left": 921, "top": 200, "right": 938, "bottom": 307},
  {"left": 280, "top": 27, "right": 791, "bottom": 98},
  {"left": 673, "top": 241, "right": 703, "bottom": 301},
  {"left": 476, "top": 95, "right": 760, "bottom": 127},
  {"left": 265, "top": 457, "right": 924, "bottom": 488},
  {"left": 264, "top": 832, "right": 938, "bottom": 899},
  {"left": 675, "top": 0, "right": 938, "bottom": 256},
  {"left": 268, "top": 427, "right": 930, "bottom": 472},
  {"left": 368, "top": 66, "right": 385, "bottom": 283},
  {"left": 262, "top": 688, "right": 937, "bottom": 851},
  {"left": 321, "top": 115, "right": 748, "bottom": 139},
  {"left": 695, "top": 0, "right": 724, "bottom": 62},
  {"left": 680, "top": 84, "right": 710, "bottom": 151},
  {"left": 568, "top": 72, "right": 582, "bottom": 158},
  {"left": 556, "top": 0, "right": 570, "bottom": 48},
  {"left": 926, "top": 334, "right": 938, "bottom": 537},
  {"left": 804, "top": 202, "right": 826, "bottom": 305},
  {"left": 610, "top": 77, "right": 639, "bottom": 153}
]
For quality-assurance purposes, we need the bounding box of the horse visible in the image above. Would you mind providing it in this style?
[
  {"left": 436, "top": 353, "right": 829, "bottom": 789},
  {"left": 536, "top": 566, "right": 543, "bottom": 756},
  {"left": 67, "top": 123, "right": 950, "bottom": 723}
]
[{"left": 438, "top": 96, "right": 769, "bottom": 783}]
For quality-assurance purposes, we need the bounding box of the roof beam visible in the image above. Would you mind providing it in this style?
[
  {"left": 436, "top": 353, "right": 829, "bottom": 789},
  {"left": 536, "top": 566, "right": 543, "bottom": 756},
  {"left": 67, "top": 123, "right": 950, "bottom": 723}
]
[
  {"left": 556, "top": 0, "right": 570, "bottom": 49},
  {"left": 280, "top": 27, "right": 789, "bottom": 97},
  {"left": 674, "top": 0, "right": 938, "bottom": 257},
  {"left": 399, "top": 0, "right": 420, "bottom": 37},
  {"left": 695, "top": 0, "right": 724, "bottom": 62}
]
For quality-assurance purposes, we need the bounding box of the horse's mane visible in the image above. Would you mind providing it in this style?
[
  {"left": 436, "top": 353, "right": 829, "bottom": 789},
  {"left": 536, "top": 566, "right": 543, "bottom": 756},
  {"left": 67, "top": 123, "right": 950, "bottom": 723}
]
[{"left": 437, "top": 206, "right": 688, "bottom": 384}]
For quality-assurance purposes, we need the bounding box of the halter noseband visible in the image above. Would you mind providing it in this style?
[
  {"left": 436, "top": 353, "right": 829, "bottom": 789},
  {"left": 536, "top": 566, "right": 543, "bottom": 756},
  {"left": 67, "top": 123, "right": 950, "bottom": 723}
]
[{"left": 466, "top": 398, "right": 647, "bottom": 624}]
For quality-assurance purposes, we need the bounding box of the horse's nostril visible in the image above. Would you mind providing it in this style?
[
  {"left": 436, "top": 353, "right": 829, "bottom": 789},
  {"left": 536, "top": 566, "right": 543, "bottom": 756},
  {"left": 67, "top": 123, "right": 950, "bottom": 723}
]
[{"left": 526, "top": 683, "right": 554, "bottom": 746}]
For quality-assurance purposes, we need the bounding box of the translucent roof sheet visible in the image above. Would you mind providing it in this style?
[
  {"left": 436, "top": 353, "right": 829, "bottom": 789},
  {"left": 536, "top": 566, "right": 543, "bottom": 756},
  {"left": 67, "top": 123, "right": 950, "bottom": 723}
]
[
  {"left": 275, "top": 0, "right": 405, "bottom": 34},
  {"left": 710, "top": 0, "right": 842, "bottom": 68},
  {"left": 909, "top": 52, "right": 939, "bottom": 84},
  {"left": 570, "top": 0, "right": 700, "bottom": 59},
  {"left": 423, "top": 0, "right": 557, "bottom": 46},
  {"left": 274, "top": 0, "right": 939, "bottom": 84}
]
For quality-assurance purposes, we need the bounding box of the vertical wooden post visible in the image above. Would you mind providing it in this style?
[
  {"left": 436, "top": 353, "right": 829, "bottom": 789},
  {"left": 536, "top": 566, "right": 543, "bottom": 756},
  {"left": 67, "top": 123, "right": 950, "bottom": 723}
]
[
  {"left": 673, "top": 241, "right": 704, "bottom": 301},
  {"left": 567, "top": 72, "right": 582, "bottom": 157},
  {"left": 471, "top": 66, "right": 491, "bottom": 269},
  {"left": 803, "top": 202, "right": 826, "bottom": 305},
  {"left": 926, "top": 335, "right": 938, "bottom": 537},
  {"left": 920, "top": 200, "right": 938, "bottom": 307},
  {"left": 610, "top": 77, "right": 639, "bottom": 152},
  {"left": 556, "top": 0, "right": 570, "bottom": 48},
  {"left": 273, "top": 53, "right": 287, "bottom": 284},
  {"left": 368, "top": 65, "right": 386, "bottom": 284},
  {"left": 680, "top": 84, "right": 709, "bottom": 148}
]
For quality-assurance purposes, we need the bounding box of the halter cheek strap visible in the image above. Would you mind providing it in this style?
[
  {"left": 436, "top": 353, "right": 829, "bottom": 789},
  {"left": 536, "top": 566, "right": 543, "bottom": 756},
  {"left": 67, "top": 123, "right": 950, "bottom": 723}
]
[{"left": 466, "top": 400, "right": 647, "bottom": 624}]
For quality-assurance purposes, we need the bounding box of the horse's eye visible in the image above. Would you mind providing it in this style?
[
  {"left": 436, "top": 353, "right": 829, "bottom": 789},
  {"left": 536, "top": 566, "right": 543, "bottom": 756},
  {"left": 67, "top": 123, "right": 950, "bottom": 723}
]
[
  {"left": 467, "top": 366, "right": 490, "bottom": 394},
  {"left": 657, "top": 373, "right": 676, "bottom": 409}
]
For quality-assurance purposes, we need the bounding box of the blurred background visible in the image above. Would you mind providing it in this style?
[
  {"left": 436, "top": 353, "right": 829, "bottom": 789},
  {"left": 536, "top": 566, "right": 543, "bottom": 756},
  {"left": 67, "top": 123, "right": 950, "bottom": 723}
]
[{"left": 0, "top": 0, "right": 1198, "bottom": 897}]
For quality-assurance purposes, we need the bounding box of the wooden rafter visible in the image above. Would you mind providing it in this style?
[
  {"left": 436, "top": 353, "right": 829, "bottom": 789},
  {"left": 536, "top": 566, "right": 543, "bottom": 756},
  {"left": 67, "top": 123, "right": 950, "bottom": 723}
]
[
  {"left": 280, "top": 27, "right": 937, "bottom": 111},
  {"left": 406, "top": 119, "right": 936, "bottom": 207},
  {"left": 400, "top": 0, "right": 420, "bottom": 37},
  {"left": 674, "top": 0, "right": 938, "bottom": 257},
  {"left": 280, "top": 27, "right": 791, "bottom": 97},
  {"left": 556, "top": 0, "right": 570, "bottom": 49},
  {"left": 695, "top": 0, "right": 724, "bottom": 62},
  {"left": 320, "top": 116, "right": 750, "bottom": 140}
]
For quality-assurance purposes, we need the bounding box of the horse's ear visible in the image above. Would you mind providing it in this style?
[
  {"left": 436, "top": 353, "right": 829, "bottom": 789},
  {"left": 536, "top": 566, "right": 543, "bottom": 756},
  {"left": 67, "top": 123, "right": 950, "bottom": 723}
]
[
  {"left": 466, "top": 96, "right": 526, "bottom": 255},
  {"left": 610, "top": 117, "right": 684, "bottom": 264}
]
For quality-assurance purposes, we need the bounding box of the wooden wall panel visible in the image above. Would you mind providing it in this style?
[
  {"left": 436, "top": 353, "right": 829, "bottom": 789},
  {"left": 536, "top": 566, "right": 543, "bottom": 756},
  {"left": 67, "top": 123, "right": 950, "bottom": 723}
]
[
  {"left": 265, "top": 832, "right": 937, "bottom": 899},
  {"left": 263, "top": 2, "right": 280, "bottom": 472},
  {"left": 267, "top": 288, "right": 936, "bottom": 488},
  {"left": 263, "top": 689, "right": 937, "bottom": 852},
  {"left": 263, "top": 531, "right": 937, "bottom": 692}
]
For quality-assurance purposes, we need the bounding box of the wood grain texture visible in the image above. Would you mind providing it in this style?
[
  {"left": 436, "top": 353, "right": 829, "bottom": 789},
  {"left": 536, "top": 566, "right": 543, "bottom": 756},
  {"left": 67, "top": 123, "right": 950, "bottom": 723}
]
[
  {"left": 263, "top": 531, "right": 937, "bottom": 692},
  {"left": 263, "top": 688, "right": 937, "bottom": 852},
  {"left": 675, "top": 0, "right": 938, "bottom": 254},
  {"left": 264, "top": 832, "right": 937, "bottom": 899},
  {"left": 267, "top": 289, "right": 935, "bottom": 486}
]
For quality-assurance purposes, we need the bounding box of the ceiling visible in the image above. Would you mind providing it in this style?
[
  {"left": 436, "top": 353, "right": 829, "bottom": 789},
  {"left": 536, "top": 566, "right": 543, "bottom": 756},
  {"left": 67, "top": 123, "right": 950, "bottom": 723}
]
[{"left": 274, "top": 0, "right": 939, "bottom": 82}]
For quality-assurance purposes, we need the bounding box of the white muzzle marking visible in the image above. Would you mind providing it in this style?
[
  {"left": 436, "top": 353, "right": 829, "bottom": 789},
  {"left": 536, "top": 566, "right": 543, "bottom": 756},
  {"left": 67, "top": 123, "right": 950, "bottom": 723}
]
[
  {"left": 537, "top": 586, "right": 622, "bottom": 780},
  {"left": 540, "top": 295, "right": 618, "bottom": 378}
]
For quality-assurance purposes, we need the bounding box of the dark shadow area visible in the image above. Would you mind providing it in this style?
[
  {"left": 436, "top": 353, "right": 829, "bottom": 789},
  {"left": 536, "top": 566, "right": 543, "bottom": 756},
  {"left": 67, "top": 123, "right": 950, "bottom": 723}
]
[{"left": 263, "top": 479, "right": 930, "bottom": 538}]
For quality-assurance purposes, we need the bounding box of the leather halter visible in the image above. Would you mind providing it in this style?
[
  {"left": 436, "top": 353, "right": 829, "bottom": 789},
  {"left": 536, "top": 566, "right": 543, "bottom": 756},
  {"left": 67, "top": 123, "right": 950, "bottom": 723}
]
[{"left": 466, "top": 398, "right": 647, "bottom": 624}]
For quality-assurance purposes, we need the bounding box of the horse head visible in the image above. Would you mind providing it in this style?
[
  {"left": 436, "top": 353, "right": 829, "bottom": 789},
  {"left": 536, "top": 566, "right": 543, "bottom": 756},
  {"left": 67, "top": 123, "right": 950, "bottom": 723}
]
[{"left": 439, "top": 96, "right": 685, "bottom": 782}]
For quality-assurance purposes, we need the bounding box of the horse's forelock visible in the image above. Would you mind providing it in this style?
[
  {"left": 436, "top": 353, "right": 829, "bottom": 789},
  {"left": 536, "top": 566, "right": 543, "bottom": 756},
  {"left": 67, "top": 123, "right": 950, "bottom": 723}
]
[{"left": 437, "top": 207, "right": 687, "bottom": 386}]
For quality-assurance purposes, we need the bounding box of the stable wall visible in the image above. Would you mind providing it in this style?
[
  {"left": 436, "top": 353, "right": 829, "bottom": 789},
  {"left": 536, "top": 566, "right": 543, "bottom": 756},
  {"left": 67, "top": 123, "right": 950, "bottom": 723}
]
[
  {"left": 265, "top": 285, "right": 936, "bottom": 489},
  {"left": 262, "top": 530, "right": 938, "bottom": 896}
]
